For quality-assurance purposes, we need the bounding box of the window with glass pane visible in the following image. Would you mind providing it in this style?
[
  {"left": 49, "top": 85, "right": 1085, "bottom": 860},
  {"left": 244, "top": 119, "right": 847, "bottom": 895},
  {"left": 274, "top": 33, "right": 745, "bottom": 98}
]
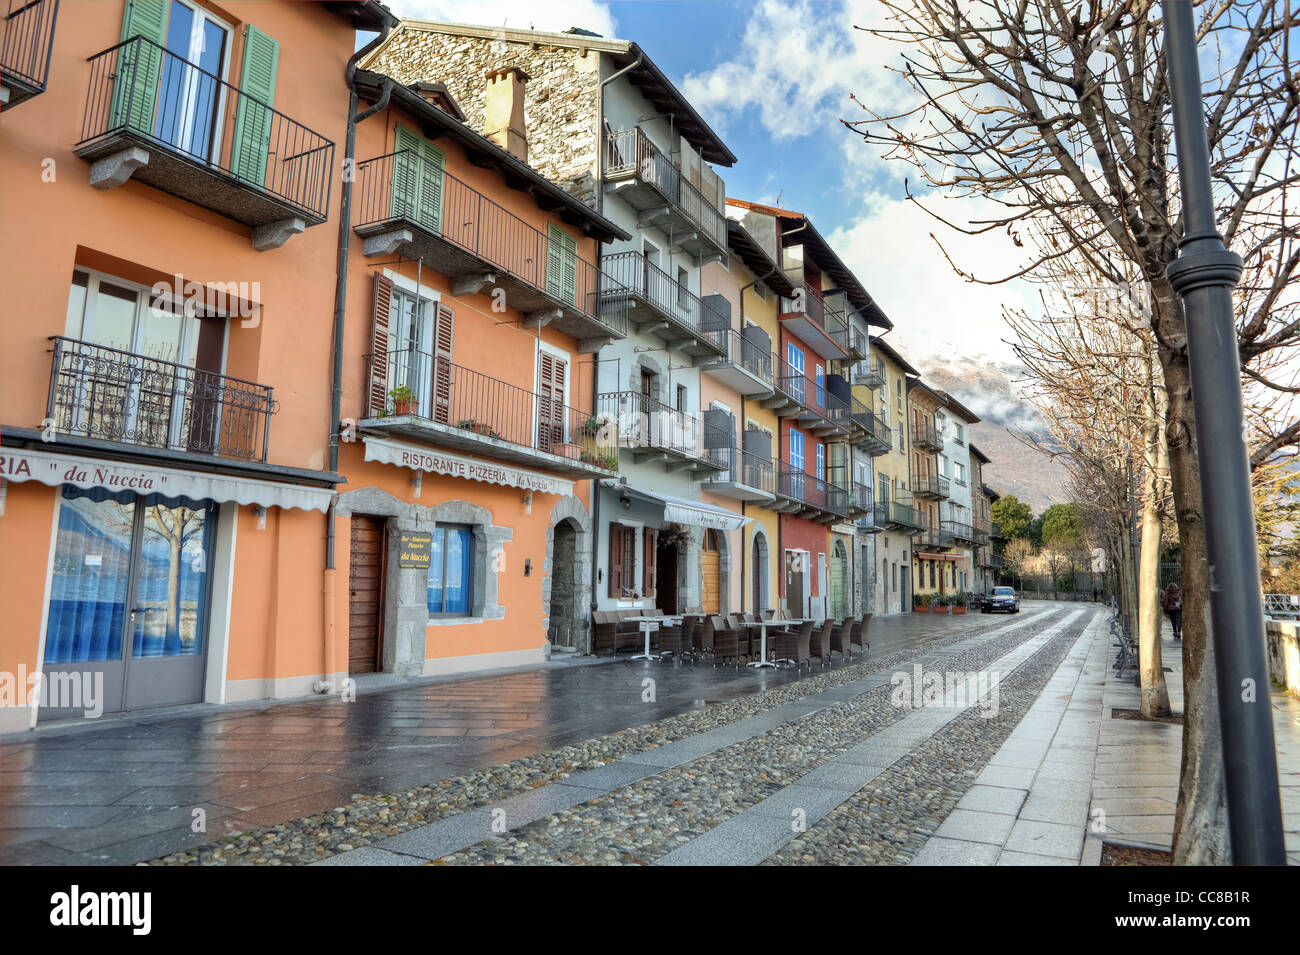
[{"left": 428, "top": 526, "right": 473, "bottom": 615}]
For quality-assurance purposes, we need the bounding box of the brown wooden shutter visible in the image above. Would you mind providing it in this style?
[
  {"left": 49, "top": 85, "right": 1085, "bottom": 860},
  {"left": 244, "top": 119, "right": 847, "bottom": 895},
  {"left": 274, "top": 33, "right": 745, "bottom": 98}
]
[
  {"left": 608, "top": 523, "right": 624, "bottom": 597},
  {"left": 643, "top": 528, "right": 657, "bottom": 598},
  {"left": 432, "top": 302, "right": 454, "bottom": 424},
  {"left": 537, "top": 351, "right": 567, "bottom": 453},
  {"left": 370, "top": 274, "right": 393, "bottom": 416}
]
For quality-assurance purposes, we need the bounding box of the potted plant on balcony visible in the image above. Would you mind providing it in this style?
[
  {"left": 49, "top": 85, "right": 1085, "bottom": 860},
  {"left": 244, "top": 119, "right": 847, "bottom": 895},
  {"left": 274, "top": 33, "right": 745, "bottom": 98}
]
[
  {"left": 458, "top": 418, "right": 503, "bottom": 439},
  {"left": 389, "top": 385, "right": 415, "bottom": 416},
  {"left": 912, "top": 593, "right": 930, "bottom": 613}
]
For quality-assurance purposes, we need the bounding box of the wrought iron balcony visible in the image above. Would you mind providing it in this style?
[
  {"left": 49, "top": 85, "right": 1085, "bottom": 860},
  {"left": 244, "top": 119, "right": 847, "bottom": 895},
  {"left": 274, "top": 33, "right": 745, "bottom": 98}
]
[
  {"left": 912, "top": 473, "right": 950, "bottom": 500},
  {"left": 854, "top": 355, "right": 886, "bottom": 389},
  {"left": 980, "top": 552, "right": 1004, "bottom": 570},
  {"left": 778, "top": 282, "right": 850, "bottom": 359},
  {"left": 702, "top": 446, "right": 776, "bottom": 501},
  {"left": 698, "top": 326, "right": 775, "bottom": 396},
  {"left": 847, "top": 481, "right": 874, "bottom": 518},
  {"left": 363, "top": 347, "right": 618, "bottom": 478},
  {"left": 775, "top": 363, "right": 850, "bottom": 437},
  {"left": 847, "top": 325, "right": 869, "bottom": 360},
  {"left": 599, "top": 251, "right": 724, "bottom": 357},
  {"left": 910, "top": 420, "right": 944, "bottom": 452},
  {"left": 355, "top": 150, "right": 627, "bottom": 347},
  {"left": 990, "top": 521, "right": 1004, "bottom": 540},
  {"left": 46, "top": 336, "right": 275, "bottom": 463},
  {"left": 774, "top": 464, "right": 847, "bottom": 521},
  {"left": 943, "top": 519, "right": 978, "bottom": 545},
  {"left": 76, "top": 36, "right": 334, "bottom": 248},
  {"left": 877, "top": 497, "right": 924, "bottom": 531},
  {"left": 1, "top": 0, "right": 58, "bottom": 110},
  {"left": 595, "top": 391, "right": 726, "bottom": 475},
  {"left": 850, "top": 397, "right": 892, "bottom": 455},
  {"left": 604, "top": 127, "right": 727, "bottom": 260}
]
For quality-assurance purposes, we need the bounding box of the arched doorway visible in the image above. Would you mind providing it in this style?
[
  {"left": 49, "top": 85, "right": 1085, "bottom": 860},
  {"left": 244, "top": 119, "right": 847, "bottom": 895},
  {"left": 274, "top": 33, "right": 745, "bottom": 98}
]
[
  {"left": 751, "top": 531, "right": 769, "bottom": 612},
  {"left": 701, "top": 529, "right": 722, "bottom": 614},
  {"left": 831, "top": 540, "right": 848, "bottom": 618},
  {"left": 547, "top": 518, "right": 579, "bottom": 648}
]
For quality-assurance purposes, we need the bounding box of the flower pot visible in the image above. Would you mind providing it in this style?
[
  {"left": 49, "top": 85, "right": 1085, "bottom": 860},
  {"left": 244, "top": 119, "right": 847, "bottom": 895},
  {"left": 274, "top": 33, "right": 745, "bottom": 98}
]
[
  {"left": 931, "top": 605, "right": 947, "bottom": 613},
  {"left": 952, "top": 606, "right": 967, "bottom": 615},
  {"left": 912, "top": 605, "right": 928, "bottom": 613},
  {"left": 393, "top": 398, "right": 415, "bottom": 416}
]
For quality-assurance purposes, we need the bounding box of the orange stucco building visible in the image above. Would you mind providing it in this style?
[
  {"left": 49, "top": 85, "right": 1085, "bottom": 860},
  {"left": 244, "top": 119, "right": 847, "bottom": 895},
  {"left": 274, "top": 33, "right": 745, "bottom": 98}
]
[{"left": 0, "top": 0, "right": 628, "bottom": 732}]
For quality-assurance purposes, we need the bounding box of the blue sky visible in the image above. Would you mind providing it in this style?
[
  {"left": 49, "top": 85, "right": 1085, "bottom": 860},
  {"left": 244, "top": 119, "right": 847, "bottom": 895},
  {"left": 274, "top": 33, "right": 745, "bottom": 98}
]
[{"left": 378, "top": 0, "right": 1036, "bottom": 370}]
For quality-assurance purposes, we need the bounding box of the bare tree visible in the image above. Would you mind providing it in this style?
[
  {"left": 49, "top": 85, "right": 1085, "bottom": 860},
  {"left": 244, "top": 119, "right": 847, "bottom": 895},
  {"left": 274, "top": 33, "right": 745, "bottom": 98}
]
[{"left": 846, "top": 0, "right": 1300, "bottom": 863}]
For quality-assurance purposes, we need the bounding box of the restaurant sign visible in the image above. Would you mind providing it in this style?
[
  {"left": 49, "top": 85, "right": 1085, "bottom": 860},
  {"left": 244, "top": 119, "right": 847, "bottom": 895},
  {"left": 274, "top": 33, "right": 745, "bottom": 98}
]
[
  {"left": 0, "top": 447, "right": 334, "bottom": 512},
  {"left": 362, "top": 437, "right": 574, "bottom": 497},
  {"left": 398, "top": 531, "right": 433, "bottom": 569}
]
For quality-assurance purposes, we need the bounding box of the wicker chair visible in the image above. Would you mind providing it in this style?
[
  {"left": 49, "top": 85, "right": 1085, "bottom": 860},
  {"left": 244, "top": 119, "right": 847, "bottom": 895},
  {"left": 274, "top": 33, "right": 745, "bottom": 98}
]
[
  {"left": 708, "top": 615, "right": 742, "bottom": 666},
  {"left": 773, "top": 619, "right": 813, "bottom": 669},
  {"left": 809, "top": 618, "right": 835, "bottom": 665},
  {"left": 593, "top": 611, "right": 620, "bottom": 654},
  {"left": 657, "top": 616, "right": 697, "bottom": 660},
  {"left": 830, "top": 616, "right": 854, "bottom": 659},
  {"left": 852, "top": 613, "right": 872, "bottom": 653},
  {"left": 687, "top": 614, "right": 711, "bottom": 655}
]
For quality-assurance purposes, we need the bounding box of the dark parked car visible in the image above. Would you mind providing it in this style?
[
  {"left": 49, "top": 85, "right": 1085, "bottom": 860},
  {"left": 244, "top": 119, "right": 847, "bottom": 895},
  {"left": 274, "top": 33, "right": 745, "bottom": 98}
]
[{"left": 982, "top": 586, "right": 1020, "bottom": 614}]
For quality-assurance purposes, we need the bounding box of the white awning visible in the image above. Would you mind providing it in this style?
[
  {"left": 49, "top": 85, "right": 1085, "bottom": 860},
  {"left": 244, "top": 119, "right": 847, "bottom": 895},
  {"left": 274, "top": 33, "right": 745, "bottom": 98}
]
[
  {"left": 363, "top": 436, "right": 575, "bottom": 497},
  {"left": 0, "top": 447, "right": 335, "bottom": 512},
  {"left": 618, "top": 485, "right": 751, "bottom": 532}
]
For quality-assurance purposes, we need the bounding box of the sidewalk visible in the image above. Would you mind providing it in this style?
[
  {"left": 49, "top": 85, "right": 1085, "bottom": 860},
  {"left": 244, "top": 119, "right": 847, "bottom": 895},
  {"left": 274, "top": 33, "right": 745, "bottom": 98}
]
[{"left": 915, "top": 609, "right": 1300, "bottom": 864}]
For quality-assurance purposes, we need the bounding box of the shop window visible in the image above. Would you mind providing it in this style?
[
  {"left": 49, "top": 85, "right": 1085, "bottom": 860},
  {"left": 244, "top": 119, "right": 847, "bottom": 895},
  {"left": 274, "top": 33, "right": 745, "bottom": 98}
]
[{"left": 428, "top": 526, "right": 473, "bottom": 615}]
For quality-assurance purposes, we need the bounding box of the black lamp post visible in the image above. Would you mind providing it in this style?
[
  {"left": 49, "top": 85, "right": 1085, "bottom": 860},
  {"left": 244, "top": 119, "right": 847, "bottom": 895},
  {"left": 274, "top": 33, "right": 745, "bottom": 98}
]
[{"left": 1162, "top": 0, "right": 1285, "bottom": 865}]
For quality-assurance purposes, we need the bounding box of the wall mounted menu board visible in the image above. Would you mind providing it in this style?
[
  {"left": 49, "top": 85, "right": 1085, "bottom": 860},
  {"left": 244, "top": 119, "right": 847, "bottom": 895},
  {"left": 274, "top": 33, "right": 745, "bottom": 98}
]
[{"left": 398, "top": 531, "right": 433, "bottom": 568}]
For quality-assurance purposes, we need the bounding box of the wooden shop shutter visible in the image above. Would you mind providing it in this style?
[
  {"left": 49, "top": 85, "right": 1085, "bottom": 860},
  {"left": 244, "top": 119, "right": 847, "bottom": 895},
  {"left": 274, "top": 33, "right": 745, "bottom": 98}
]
[
  {"left": 608, "top": 523, "right": 625, "bottom": 597},
  {"left": 369, "top": 274, "right": 393, "bottom": 416},
  {"left": 643, "top": 527, "right": 657, "bottom": 598}
]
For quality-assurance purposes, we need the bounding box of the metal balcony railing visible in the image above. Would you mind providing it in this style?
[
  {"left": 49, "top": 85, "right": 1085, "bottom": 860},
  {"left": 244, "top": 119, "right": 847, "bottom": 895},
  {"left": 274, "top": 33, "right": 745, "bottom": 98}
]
[
  {"left": 849, "top": 481, "right": 874, "bottom": 514},
  {"left": 705, "top": 446, "right": 776, "bottom": 494},
  {"left": 47, "top": 336, "right": 275, "bottom": 462},
  {"left": 79, "top": 36, "right": 334, "bottom": 221},
  {"left": 855, "top": 355, "right": 886, "bottom": 389},
  {"left": 851, "top": 398, "right": 891, "bottom": 447},
  {"left": 990, "top": 521, "right": 1003, "bottom": 539},
  {"left": 942, "top": 519, "right": 977, "bottom": 544},
  {"left": 779, "top": 282, "right": 850, "bottom": 352},
  {"left": 2, "top": 0, "right": 58, "bottom": 103},
  {"left": 595, "top": 391, "right": 725, "bottom": 467},
  {"left": 705, "top": 326, "right": 775, "bottom": 384},
  {"left": 877, "top": 498, "right": 923, "bottom": 529},
  {"left": 913, "top": 473, "right": 949, "bottom": 498},
  {"left": 356, "top": 150, "right": 628, "bottom": 338},
  {"left": 368, "top": 347, "right": 618, "bottom": 471},
  {"left": 983, "top": 553, "right": 1004, "bottom": 570},
  {"left": 777, "top": 464, "right": 847, "bottom": 515},
  {"left": 776, "top": 359, "right": 850, "bottom": 431},
  {"left": 600, "top": 250, "right": 721, "bottom": 343},
  {"left": 910, "top": 420, "right": 943, "bottom": 451},
  {"left": 604, "top": 127, "right": 727, "bottom": 251}
]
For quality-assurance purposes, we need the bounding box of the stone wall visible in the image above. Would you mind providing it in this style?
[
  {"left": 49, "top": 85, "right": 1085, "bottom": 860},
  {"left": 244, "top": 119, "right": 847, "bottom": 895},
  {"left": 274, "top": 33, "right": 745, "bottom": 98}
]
[
  {"left": 1267, "top": 619, "right": 1300, "bottom": 698},
  {"left": 368, "top": 30, "right": 603, "bottom": 206}
]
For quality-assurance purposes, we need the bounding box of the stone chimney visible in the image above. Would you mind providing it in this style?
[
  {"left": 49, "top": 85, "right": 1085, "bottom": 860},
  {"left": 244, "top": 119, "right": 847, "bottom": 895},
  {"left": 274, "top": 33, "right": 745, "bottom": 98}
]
[{"left": 484, "top": 66, "right": 530, "bottom": 162}]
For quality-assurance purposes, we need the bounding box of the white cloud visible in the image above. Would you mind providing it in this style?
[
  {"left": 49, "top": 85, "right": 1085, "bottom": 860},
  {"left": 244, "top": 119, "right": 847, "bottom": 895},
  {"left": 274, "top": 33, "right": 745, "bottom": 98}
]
[
  {"left": 381, "top": 0, "right": 618, "bottom": 37},
  {"left": 828, "top": 193, "right": 1036, "bottom": 366},
  {"left": 681, "top": 0, "right": 909, "bottom": 146}
]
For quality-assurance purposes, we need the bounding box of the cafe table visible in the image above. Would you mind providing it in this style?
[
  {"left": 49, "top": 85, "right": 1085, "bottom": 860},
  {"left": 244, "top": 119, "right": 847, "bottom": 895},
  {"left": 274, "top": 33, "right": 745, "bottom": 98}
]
[
  {"left": 625, "top": 615, "right": 682, "bottom": 662},
  {"left": 747, "top": 617, "right": 816, "bottom": 669}
]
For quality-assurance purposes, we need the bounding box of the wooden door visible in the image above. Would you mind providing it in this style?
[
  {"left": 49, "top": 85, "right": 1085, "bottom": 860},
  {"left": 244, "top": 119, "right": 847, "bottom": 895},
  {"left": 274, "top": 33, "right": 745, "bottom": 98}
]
[
  {"left": 348, "top": 515, "right": 385, "bottom": 674},
  {"left": 701, "top": 530, "right": 721, "bottom": 614},
  {"left": 537, "top": 351, "right": 567, "bottom": 453}
]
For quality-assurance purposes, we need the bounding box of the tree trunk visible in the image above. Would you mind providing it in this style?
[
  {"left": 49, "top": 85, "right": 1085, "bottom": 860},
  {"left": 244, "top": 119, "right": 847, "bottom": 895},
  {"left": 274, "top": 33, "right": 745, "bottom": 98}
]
[
  {"left": 1152, "top": 286, "right": 1229, "bottom": 865},
  {"left": 1138, "top": 492, "right": 1171, "bottom": 716}
]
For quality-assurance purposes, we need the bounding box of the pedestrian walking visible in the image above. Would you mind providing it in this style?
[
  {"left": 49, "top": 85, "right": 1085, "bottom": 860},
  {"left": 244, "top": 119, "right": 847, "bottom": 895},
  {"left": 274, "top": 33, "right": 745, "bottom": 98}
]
[{"left": 1161, "top": 583, "right": 1183, "bottom": 640}]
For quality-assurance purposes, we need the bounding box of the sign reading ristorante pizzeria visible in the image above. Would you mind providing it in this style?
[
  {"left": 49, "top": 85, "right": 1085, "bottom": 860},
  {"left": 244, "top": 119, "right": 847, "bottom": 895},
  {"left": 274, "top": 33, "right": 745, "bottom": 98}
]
[
  {"left": 363, "top": 437, "right": 575, "bottom": 497},
  {"left": 398, "top": 531, "right": 433, "bottom": 568}
]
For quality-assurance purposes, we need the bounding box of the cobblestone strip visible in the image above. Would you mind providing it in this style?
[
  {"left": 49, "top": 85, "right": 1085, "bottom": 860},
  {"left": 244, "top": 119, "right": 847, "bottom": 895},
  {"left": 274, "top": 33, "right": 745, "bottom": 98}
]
[
  {"left": 419, "top": 611, "right": 1074, "bottom": 865},
  {"left": 150, "top": 610, "right": 1060, "bottom": 865},
  {"left": 763, "top": 611, "right": 1095, "bottom": 865}
]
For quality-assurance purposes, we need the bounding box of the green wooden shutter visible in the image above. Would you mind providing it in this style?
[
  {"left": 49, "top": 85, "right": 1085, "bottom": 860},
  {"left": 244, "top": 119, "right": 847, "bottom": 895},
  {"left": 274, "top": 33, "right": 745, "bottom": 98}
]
[
  {"left": 546, "top": 225, "right": 577, "bottom": 306},
  {"left": 391, "top": 125, "right": 443, "bottom": 233},
  {"left": 230, "top": 25, "right": 279, "bottom": 188},
  {"left": 112, "top": 0, "right": 168, "bottom": 135}
]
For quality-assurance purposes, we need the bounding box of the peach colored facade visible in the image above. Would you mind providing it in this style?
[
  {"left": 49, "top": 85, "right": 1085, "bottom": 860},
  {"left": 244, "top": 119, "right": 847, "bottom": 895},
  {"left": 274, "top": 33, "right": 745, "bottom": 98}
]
[{"left": 0, "top": 0, "right": 622, "bottom": 732}]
